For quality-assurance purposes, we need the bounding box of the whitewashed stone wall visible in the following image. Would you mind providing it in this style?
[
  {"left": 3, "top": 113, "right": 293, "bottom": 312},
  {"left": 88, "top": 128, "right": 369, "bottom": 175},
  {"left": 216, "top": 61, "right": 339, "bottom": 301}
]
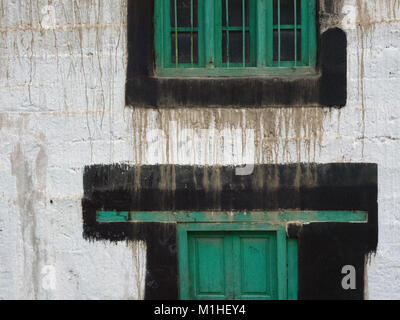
[{"left": 0, "top": 0, "right": 399, "bottom": 299}]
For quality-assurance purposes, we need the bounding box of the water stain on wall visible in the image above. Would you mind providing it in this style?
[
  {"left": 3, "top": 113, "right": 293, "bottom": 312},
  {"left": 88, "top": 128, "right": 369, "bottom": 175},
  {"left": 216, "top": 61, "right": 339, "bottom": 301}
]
[
  {"left": 354, "top": 0, "right": 400, "bottom": 153},
  {"left": 0, "top": 0, "right": 127, "bottom": 161},
  {"left": 0, "top": 0, "right": 396, "bottom": 299},
  {"left": 129, "top": 240, "right": 146, "bottom": 300},
  {"left": 10, "top": 141, "right": 45, "bottom": 299},
  {"left": 130, "top": 107, "right": 327, "bottom": 168}
]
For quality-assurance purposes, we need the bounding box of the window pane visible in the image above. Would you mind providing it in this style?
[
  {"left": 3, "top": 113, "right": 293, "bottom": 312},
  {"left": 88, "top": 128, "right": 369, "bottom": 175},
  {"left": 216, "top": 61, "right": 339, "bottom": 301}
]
[
  {"left": 222, "top": 31, "right": 250, "bottom": 63},
  {"left": 171, "top": 32, "right": 199, "bottom": 64},
  {"left": 273, "top": 0, "right": 301, "bottom": 25},
  {"left": 222, "top": 0, "right": 249, "bottom": 27},
  {"left": 171, "top": 0, "right": 198, "bottom": 28},
  {"left": 273, "top": 30, "right": 301, "bottom": 61}
]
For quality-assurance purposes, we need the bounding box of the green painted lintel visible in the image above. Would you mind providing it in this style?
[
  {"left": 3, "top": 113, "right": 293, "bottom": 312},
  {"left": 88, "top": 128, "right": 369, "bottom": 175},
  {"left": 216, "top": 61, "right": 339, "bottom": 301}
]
[
  {"left": 97, "top": 210, "right": 367, "bottom": 225},
  {"left": 97, "top": 211, "right": 130, "bottom": 222}
]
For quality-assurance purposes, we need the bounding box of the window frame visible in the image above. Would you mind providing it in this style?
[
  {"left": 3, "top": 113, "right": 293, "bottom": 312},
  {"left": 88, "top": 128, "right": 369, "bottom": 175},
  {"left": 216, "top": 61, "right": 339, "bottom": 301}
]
[{"left": 154, "top": 0, "right": 317, "bottom": 77}]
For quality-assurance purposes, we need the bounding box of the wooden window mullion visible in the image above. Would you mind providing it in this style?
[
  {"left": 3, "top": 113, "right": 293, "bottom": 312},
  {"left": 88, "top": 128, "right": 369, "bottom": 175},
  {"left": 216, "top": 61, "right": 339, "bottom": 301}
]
[
  {"left": 265, "top": 0, "right": 274, "bottom": 66},
  {"left": 154, "top": 0, "right": 164, "bottom": 69},
  {"left": 163, "top": 0, "right": 172, "bottom": 67},
  {"left": 204, "top": 0, "right": 216, "bottom": 68},
  {"left": 213, "top": 0, "right": 222, "bottom": 67},
  {"left": 190, "top": 0, "right": 194, "bottom": 66},
  {"left": 277, "top": 0, "right": 281, "bottom": 66},
  {"left": 256, "top": 0, "right": 267, "bottom": 67},
  {"left": 294, "top": 0, "right": 298, "bottom": 66},
  {"left": 300, "top": 0, "right": 309, "bottom": 66},
  {"left": 249, "top": 0, "right": 257, "bottom": 67},
  {"left": 307, "top": 0, "right": 317, "bottom": 67},
  {"left": 242, "top": 0, "right": 246, "bottom": 67},
  {"left": 197, "top": 1, "right": 205, "bottom": 67}
]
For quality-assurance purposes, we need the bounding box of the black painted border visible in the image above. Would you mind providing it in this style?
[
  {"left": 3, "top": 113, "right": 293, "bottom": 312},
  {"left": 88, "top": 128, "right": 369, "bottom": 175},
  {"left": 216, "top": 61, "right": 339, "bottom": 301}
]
[
  {"left": 82, "top": 163, "right": 377, "bottom": 300},
  {"left": 125, "top": 0, "right": 347, "bottom": 108}
]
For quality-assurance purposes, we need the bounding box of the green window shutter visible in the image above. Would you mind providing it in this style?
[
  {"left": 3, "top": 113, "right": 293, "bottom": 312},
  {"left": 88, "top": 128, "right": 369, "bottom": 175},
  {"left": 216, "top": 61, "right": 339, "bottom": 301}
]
[
  {"left": 178, "top": 224, "right": 290, "bottom": 300},
  {"left": 232, "top": 232, "right": 278, "bottom": 299},
  {"left": 188, "top": 233, "right": 231, "bottom": 299},
  {"left": 154, "top": 0, "right": 317, "bottom": 77},
  {"left": 188, "top": 232, "right": 277, "bottom": 300},
  {"left": 187, "top": 231, "right": 278, "bottom": 300}
]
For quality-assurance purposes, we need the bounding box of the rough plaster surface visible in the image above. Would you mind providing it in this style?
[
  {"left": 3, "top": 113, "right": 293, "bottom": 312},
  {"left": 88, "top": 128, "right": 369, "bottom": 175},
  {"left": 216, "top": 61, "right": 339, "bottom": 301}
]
[{"left": 0, "top": 0, "right": 399, "bottom": 299}]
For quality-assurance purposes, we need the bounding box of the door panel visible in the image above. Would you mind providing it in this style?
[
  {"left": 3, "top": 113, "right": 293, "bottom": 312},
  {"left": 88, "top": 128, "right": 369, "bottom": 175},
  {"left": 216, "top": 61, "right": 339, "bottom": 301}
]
[
  {"left": 234, "top": 234, "right": 277, "bottom": 300},
  {"left": 240, "top": 238, "right": 269, "bottom": 293},
  {"left": 196, "top": 238, "right": 225, "bottom": 294},
  {"left": 187, "top": 231, "right": 278, "bottom": 300},
  {"left": 189, "top": 233, "right": 232, "bottom": 299}
]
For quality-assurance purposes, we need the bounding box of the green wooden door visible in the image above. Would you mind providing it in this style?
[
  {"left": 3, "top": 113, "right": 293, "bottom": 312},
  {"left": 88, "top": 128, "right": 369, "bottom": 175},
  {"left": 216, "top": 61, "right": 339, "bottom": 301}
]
[
  {"left": 186, "top": 231, "right": 278, "bottom": 300},
  {"left": 97, "top": 210, "right": 367, "bottom": 300}
]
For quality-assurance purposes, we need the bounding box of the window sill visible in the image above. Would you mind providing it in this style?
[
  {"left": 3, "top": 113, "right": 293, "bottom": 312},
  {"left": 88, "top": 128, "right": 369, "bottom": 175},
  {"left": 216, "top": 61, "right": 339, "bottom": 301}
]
[{"left": 154, "top": 66, "right": 318, "bottom": 78}]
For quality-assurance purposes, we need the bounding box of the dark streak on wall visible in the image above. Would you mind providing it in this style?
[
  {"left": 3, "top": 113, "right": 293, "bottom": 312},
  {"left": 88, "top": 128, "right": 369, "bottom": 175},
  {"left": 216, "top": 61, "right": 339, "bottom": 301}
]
[
  {"left": 125, "top": 0, "right": 347, "bottom": 108},
  {"left": 82, "top": 163, "right": 378, "bottom": 300}
]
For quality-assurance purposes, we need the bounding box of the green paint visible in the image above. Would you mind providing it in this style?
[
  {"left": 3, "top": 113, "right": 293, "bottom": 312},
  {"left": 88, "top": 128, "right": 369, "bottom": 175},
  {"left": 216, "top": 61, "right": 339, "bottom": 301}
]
[
  {"left": 225, "top": 0, "right": 229, "bottom": 67},
  {"left": 97, "top": 210, "right": 367, "bottom": 300},
  {"left": 242, "top": 0, "right": 246, "bottom": 67},
  {"left": 154, "top": 0, "right": 317, "bottom": 76},
  {"left": 191, "top": 0, "right": 194, "bottom": 65},
  {"left": 96, "top": 211, "right": 129, "bottom": 222},
  {"left": 205, "top": 0, "right": 215, "bottom": 67},
  {"left": 178, "top": 224, "right": 285, "bottom": 300},
  {"left": 97, "top": 210, "right": 368, "bottom": 224},
  {"left": 256, "top": 0, "right": 267, "bottom": 67},
  {"left": 300, "top": 0, "right": 317, "bottom": 66},
  {"left": 277, "top": 0, "right": 281, "bottom": 65},
  {"left": 174, "top": 0, "right": 178, "bottom": 66},
  {"left": 265, "top": 0, "right": 273, "bottom": 65},
  {"left": 307, "top": 0, "right": 317, "bottom": 67},
  {"left": 276, "top": 228, "right": 287, "bottom": 299},
  {"left": 154, "top": 0, "right": 163, "bottom": 70},
  {"left": 287, "top": 238, "right": 298, "bottom": 300},
  {"left": 294, "top": 0, "right": 298, "bottom": 66}
]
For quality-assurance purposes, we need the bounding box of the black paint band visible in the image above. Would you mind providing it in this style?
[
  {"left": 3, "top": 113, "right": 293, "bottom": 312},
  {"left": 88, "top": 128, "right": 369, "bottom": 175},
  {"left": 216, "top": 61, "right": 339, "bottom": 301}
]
[{"left": 82, "top": 163, "right": 377, "bottom": 300}]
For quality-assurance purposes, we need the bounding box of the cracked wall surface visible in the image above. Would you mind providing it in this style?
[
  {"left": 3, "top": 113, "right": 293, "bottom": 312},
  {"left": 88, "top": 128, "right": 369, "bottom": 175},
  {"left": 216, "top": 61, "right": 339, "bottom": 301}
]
[{"left": 0, "top": 0, "right": 399, "bottom": 299}]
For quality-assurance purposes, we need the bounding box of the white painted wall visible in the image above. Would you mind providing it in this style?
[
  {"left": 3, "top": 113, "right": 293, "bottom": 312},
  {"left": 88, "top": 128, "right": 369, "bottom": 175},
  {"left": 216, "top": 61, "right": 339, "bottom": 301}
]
[{"left": 0, "top": 0, "right": 399, "bottom": 299}]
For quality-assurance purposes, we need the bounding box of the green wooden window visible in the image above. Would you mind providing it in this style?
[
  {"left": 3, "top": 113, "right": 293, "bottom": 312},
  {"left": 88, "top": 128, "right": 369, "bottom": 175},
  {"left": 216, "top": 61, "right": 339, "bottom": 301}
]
[{"left": 155, "top": 0, "right": 317, "bottom": 77}]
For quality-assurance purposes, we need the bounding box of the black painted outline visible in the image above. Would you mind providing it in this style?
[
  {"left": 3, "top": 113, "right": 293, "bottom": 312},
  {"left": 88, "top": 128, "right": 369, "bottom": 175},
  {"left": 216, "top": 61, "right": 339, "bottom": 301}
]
[
  {"left": 125, "top": 0, "right": 347, "bottom": 107},
  {"left": 82, "top": 163, "right": 377, "bottom": 300}
]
